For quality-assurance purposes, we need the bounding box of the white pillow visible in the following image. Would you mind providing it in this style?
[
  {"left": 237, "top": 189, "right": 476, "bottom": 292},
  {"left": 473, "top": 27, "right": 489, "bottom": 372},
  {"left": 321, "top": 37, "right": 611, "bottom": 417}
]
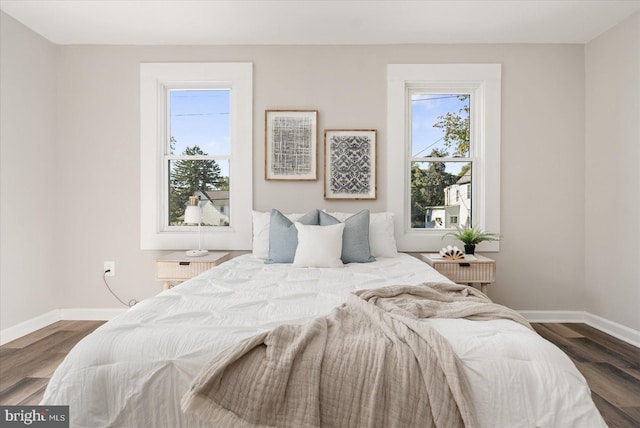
[
  {"left": 252, "top": 211, "right": 271, "bottom": 259},
  {"left": 252, "top": 210, "right": 310, "bottom": 259},
  {"left": 293, "top": 222, "right": 345, "bottom": 268},
  {"left": 322, "top": 211, "right": 398, "bottom": 258},
  {"left": 368, "top": 212, "right": 398, "bottom": 258}
]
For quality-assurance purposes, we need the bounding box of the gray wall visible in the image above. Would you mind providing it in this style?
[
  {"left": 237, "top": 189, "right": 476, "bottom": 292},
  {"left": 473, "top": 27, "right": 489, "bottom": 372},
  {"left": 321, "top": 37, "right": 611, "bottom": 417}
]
[
  {"left": 585, "top": 12, "right": 640, "bottom": 331},
  {"left": 2, "top": 10, "right": 634, "bottom": 333},
  {"left": 51, "top": 43, "right": 587, "bottom": 315},
  {"left": 1, "top": 13, "right": 59, "bottom": 328}
]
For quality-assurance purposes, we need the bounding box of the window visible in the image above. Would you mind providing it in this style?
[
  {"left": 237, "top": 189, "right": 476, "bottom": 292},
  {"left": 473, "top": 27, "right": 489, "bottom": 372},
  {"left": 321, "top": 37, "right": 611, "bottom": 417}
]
[
  {"left": 167, "top": 89, "right": 230, "bottom": 227},
  {"left": 387, "top": 64, "right": 501, "bottom": 251},
  {"left": 141, "top": 63, "right": 253, "bottom": 250},
  {"left": 411, "top": 92, "right": 472, "bottom": 230}
]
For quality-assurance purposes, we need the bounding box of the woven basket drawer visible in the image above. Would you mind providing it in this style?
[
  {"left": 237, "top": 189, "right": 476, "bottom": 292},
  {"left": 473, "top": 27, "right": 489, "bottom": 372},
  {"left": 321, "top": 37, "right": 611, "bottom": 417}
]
[
  {"left": 156, "top": 261, "right": 216, "bottom": 280},
  {"left": 432, "top": 263, "right": 495, "bottom": 283}
]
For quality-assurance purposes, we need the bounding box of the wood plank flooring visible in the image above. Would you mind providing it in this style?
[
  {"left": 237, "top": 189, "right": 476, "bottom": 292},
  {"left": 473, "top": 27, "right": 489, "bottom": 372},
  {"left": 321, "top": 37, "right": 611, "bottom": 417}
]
[
  {"left": 1, "top": 321, "right": 638, "bottom": 427},
  {"left": 0, "top": 320, "right": 105, "bottom": 405},
  {"left": 532, "top": 323, "right": 640, "bottom": 427}
]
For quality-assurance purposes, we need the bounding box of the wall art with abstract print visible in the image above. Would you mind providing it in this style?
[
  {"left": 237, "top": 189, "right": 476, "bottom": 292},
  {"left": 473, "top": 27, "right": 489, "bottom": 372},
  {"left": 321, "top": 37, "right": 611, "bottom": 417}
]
[
  {"left": 324, "top": 129, "right": 377, "bottom": 200},
  {"left": 265, "top": 110, "right": 318, "bottom": 181}
]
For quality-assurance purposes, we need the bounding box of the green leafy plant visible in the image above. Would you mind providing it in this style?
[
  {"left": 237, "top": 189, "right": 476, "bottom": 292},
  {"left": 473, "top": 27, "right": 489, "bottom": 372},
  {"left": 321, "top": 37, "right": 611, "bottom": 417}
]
[{"left": 442, "top": 225, "right": 501, "bottom": 245}]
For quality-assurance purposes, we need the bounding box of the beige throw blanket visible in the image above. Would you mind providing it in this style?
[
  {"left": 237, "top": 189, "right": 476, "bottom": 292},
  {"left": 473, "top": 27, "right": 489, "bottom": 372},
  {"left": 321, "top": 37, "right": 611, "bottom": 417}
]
[{"left": 181, "top": 282, "right": 531, "bottom": 428}]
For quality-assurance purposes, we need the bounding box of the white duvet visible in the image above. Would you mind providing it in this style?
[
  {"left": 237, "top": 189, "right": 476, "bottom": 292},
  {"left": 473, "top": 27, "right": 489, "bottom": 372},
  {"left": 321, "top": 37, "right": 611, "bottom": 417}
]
[{"left": 42, "top": 254, "right": 605, "bottom": 427}]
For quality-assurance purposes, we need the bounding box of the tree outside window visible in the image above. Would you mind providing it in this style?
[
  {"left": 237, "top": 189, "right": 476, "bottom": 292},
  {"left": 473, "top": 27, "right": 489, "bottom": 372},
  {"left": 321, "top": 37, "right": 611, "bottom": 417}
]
[
  {"left": 167, "top": 89, "right": 230, "bottom": 227},
  {"left": 410, "top": 94, "right": 472, "bottom": 229}
]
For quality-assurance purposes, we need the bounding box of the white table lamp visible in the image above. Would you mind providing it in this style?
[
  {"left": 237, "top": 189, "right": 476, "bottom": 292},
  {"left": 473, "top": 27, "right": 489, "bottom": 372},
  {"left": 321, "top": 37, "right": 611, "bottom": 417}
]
[{"left": 184, "top": 200, "right": 208, "bottom": 257}]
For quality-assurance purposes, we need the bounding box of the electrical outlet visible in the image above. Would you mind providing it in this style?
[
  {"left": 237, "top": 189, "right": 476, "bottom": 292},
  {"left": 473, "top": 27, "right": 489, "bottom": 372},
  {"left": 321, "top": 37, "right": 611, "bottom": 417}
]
[{"left": 104, "top": 261, "right": 115, "bottom": 277}]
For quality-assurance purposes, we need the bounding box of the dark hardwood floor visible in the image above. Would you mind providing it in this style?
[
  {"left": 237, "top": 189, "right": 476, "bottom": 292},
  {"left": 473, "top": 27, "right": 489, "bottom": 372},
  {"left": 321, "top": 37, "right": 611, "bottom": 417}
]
[
  {"left": 1, "top": 321, "right": 638, "bottom": 426},
  {"left": 532, "top": 323, "right": 640, "bottom": 428}
]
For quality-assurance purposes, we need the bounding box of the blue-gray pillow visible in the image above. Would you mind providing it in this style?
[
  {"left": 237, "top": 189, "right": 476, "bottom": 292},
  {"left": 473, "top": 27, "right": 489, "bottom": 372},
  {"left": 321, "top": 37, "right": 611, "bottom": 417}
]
[
  {"left": 265, "top": 209, "right": 319, "bottom": 264},
  {"left": 319, "top": 210, "right": 375, "bottom": 264}
]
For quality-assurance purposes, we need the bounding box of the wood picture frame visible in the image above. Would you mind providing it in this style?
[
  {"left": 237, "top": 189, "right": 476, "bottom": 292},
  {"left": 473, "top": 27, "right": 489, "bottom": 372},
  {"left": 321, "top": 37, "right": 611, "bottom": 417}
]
[
  {"left": 265, "top": 110, "right": 318, "bottom": 181},
  {"left": 324, "top": 129, "right": 377, "bottom": 200}
]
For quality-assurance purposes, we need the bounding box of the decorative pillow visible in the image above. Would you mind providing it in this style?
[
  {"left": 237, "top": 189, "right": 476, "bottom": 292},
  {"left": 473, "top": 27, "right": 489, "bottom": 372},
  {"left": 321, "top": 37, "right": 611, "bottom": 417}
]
[
  {"left": 369, "top": 212, "right": 398, "bottom": 258},
  {"left": 322, "top": 211, "right": 398, "bottom": 258},
  {"left": 293, "top": 222, "right": 345, "bottom": 268},
  {"left": 252, "top": 211, "right": 271, "bottom": 259},
  {"left": 319, "top": 210, "right": 375, "bottom": 264},
  {"left": 253, "top": 210, "right": 315, "bottom": 259},
  {"left": 265, "top": 209, "right": 319, "bottom": 264}
]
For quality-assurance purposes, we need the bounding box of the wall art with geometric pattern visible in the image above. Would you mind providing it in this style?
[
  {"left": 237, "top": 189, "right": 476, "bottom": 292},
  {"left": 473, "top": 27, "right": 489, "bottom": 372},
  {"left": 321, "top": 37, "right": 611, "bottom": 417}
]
[
  {"left": 265, "top": 110, "right": 318, "bottom": 181},
  {"left": 324, "top": 129, "right": 377, "bottom": 200}
]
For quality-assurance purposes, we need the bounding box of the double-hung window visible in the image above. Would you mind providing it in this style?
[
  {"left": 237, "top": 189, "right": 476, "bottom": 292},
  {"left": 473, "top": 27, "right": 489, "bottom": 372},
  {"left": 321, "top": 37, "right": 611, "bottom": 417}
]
[
  {"left": 166, "top": 89, "right": 230, "bottom": 227},
  {"left": 410, "top": 92, "right": 472, "bottom": 230},
  {"left": 387, "top": 64, "right": 501, "bottom": 251},
  {"left": 140, "top": 63, "right": 253, "bottom": 250}
]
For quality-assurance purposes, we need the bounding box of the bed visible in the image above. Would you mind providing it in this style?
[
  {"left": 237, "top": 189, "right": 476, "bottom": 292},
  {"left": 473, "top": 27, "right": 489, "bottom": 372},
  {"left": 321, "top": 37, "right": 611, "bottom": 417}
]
[{"left": 41, "top": 210, "right": 606, "bottom": 427}]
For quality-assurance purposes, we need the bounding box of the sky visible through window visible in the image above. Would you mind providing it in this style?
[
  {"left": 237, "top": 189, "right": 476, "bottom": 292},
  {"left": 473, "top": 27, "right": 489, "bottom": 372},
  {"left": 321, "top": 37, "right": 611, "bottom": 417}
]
[
  {"left": 169, "top": 89, "right": 230, "bottom": 176},
  {"left": 411, "top": 94, "right": 469, "bottom": 175},
  {"left": 167, "top": 91, "right": 468, "bottom": 179},
  {"left": 410, "top": 93, "right": 472, "bottom": 229}
]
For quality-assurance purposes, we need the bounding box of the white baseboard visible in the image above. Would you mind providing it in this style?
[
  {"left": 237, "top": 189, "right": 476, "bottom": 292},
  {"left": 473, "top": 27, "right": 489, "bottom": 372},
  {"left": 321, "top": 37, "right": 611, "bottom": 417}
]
[
  {"left": 520, "top": 310, "right": 640, "bottom": 348},
  {"left": 3, "top": 308, "right": 639, "bottom": 348},
  {"left": 60, "top": 308, "right": 127, "bottom": 321},
  {"left": 0, "top": 310, "right": 61, "bottom": 345},
  {"left": 0, "top": 308, "right": 126, "bottom": 346},
  {"left": 583, "top": 312, "right": 640, "bottom": 348}
]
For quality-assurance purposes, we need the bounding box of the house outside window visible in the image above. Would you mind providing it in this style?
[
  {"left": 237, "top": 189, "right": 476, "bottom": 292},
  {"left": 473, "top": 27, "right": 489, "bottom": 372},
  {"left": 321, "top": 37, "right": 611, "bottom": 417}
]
[
  {"left": 167, "top": 89, "right": 230, "bottom": 227},
  {"left": 411, "top": 91, "right": 472, "bottom": 229},
  {"left": 387, "top": 64, "right": 501, "bottom": 251},
  {"left": 140, "top": 63, "right": 253, "bottom": 250}
]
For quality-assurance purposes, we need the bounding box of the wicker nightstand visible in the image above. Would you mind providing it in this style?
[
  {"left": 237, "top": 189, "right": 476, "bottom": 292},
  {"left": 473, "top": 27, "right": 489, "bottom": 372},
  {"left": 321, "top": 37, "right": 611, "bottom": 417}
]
[
  {"left": 155, "top": 251, "right": 230, "bottom": 290},
  {"left": 417, "top": 253, "right": 496, "bottom": 294}
]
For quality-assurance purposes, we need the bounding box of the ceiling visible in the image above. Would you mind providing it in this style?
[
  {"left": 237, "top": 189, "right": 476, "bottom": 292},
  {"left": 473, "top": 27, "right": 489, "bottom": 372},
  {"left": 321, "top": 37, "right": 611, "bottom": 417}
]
[{"left": 1, "top": 0, "right": 639, "bottom": 45}]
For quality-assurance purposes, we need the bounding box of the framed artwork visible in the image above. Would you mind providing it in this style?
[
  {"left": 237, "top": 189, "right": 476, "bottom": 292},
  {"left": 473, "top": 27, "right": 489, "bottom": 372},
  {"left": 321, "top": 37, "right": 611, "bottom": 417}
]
[
  {"left": 265, "top": 110, "right": 318, "bottom": 180},
  {"left": 324, "top": 129, "right": 377, "bottom": 200}
]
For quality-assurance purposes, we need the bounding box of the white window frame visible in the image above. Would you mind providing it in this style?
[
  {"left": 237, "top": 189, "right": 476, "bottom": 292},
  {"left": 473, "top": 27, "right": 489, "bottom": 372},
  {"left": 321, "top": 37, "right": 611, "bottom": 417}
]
[
  {"left": 387, "top": 64, "right": 501, "bottom": 252},
  {"left": 140, "top": 63, "right": 253, "bottom": 250}
]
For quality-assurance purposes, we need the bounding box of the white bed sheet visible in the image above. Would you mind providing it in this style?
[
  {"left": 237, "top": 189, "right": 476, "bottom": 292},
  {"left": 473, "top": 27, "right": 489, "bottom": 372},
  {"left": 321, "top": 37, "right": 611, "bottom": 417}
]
[{"left": 42, "top": 254, "right": 605, "bottom": 427}]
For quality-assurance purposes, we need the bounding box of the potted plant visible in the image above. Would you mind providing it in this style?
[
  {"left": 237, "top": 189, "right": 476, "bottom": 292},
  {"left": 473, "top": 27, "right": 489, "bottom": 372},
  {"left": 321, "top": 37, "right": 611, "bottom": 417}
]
[{"left": 442, "top": 225, "right": 501, "bottom": 255}]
